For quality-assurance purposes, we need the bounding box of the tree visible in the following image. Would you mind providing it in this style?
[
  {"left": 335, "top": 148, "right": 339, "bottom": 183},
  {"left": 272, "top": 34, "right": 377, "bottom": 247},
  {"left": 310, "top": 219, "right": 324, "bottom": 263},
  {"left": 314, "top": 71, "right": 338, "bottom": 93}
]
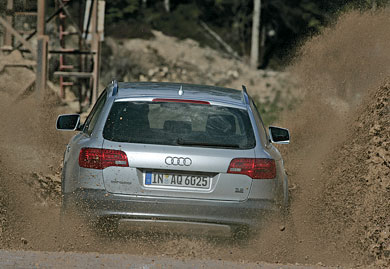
[
  {"left": 250, "top": 0, "right": 261, "bottom": 69},
  {"left": 164, "top": 0, "right": 170, "bottom": 12},
  {"left": 104, "top": 0, "right": 366, "bottom": 68}
]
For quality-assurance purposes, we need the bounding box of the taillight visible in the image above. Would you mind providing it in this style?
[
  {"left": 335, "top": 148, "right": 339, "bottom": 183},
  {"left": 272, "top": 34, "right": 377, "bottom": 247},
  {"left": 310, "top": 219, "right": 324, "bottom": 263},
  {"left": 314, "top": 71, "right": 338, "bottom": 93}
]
[
  {"left": 79, "top": 148, "right": 129, "bottom": 170},
  {"left": 227, "top": 158, "right": 276, "bottom": 179}
]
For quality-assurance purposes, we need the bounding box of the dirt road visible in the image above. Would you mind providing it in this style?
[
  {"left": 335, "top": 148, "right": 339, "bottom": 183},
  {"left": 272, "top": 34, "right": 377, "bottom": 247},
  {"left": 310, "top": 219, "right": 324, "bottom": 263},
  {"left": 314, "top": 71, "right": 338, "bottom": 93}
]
[
  {"left": 0, "top": 10, "right": 389, "bottom": 268},
  {"left": 0, "top": 249, "right": 333, "bottom": 269}
]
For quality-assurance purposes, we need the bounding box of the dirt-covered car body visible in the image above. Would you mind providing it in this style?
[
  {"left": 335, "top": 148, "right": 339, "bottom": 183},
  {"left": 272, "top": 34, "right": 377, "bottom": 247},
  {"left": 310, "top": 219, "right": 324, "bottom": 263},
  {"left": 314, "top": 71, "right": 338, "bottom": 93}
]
[{"left": 56, "top": 81, "right": 290, "bottom": 235}]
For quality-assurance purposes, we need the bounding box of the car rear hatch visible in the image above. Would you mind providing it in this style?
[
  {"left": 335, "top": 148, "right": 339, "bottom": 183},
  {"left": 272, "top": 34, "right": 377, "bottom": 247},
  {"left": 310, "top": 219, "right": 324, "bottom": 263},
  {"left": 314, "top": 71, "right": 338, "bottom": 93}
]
[
  {"left": 100, "top": 99, "right": 257, "bottom": 202},
  {"left": 101, "top": 142, "right": 256, "bottom": 201}
]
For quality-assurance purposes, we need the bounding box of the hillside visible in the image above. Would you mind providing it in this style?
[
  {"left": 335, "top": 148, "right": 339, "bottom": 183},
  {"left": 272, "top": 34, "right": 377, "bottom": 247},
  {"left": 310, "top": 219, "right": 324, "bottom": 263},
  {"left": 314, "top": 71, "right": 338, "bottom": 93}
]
[{"left": 101, "top": 30, "right": 297, "bottom": 124}]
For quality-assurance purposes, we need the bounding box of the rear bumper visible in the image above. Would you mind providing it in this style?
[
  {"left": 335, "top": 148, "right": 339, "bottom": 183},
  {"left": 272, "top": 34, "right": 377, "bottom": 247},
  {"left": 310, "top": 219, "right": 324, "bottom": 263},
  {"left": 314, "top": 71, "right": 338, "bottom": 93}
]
[{"left": 63, "top": 189, "right": 278, "bottom": 229}]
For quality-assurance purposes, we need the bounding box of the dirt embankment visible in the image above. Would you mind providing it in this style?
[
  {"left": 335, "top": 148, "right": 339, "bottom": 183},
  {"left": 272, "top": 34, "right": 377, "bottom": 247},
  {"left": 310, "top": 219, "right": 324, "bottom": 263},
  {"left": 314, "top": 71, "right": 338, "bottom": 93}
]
[
  {"left": 0, "top": 9, "right": 388, "bottom": 269},
  {"left": 321, "top": 82, "right": 389, "bottom": 266}
]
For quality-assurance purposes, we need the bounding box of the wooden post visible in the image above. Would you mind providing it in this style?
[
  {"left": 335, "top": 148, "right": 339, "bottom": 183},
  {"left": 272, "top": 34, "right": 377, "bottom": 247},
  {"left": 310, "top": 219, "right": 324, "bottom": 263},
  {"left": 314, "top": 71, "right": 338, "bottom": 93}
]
[
  {"left": 37, "top": 0, "right": 46, "bottom": 36},
  {"left": 3, "top": 0, "right": 14, "bottom": 48},
  {"left": 78, "top": 0, "right": 85, "bottom": 112},
  {"left": 36, "top": 0, "right": 48, "bottom": 100},
  {"left": 91, "top": 0, "right": 99, "bottom": 104}
]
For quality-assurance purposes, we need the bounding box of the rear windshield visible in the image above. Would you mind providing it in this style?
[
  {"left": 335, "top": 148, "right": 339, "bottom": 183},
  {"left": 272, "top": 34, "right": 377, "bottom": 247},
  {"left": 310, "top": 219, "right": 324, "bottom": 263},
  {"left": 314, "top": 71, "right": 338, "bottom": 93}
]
[{"left": 103, "top": 101, "right": 255, "bottom": 149}]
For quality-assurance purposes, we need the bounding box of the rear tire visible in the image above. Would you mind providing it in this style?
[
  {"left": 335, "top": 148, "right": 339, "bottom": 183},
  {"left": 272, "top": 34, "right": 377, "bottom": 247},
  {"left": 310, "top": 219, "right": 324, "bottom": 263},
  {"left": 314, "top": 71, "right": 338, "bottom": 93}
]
[
  {"left": 59, "top": 196, "right": 71, "bottom": 224},
  {"left": 279, "top": 175, "right": 290, "bottom": 216}
]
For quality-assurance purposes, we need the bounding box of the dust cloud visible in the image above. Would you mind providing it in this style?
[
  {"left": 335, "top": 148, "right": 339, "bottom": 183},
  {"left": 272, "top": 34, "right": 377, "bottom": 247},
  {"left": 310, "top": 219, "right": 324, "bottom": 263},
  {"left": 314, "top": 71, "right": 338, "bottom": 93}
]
[
  {"left": 270, "top": 9, "right": 390, "bottom": 267},
  {"left": 0, "top": 9, "right": 389, "bottom": 268}
]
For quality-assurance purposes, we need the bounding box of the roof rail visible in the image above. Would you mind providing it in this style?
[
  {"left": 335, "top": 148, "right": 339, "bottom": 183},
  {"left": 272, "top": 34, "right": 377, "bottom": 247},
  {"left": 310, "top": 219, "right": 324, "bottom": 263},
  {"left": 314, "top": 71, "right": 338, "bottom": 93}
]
[
  {"left": 112, "top": 80, "right": 118, "bottom": 96},
  {"left": 241, "top": 85, "right": 250, "bottom": 105}
]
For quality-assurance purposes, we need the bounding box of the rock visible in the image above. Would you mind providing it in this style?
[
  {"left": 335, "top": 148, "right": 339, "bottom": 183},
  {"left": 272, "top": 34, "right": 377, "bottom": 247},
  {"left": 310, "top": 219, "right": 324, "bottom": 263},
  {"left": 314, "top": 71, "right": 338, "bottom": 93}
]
[
  {"left": 162, "top": 66, "right": 169, "bottom": 74},
  {"left": 148, "top": 69, "right": 156, "bottom": 77},
  {"left": 139, "top": 74, "right": 147, "bottom": 81}
]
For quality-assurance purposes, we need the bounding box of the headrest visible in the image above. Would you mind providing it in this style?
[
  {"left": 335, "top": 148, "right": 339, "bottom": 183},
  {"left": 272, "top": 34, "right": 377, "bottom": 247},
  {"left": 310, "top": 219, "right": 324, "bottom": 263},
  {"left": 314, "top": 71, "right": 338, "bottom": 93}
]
[
  {"left": 163, "top": 120, "right": 192, "bottom": 134},
  {"left": 206, "top": 114, "right": 236, "bottom": 136}
]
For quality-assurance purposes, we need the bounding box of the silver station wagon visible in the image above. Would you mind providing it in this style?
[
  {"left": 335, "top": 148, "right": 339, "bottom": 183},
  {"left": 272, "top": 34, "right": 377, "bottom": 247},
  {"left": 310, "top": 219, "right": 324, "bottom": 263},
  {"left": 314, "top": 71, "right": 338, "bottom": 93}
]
[{"left": 56, "top": 81, "right": 290, "bottom": 237}]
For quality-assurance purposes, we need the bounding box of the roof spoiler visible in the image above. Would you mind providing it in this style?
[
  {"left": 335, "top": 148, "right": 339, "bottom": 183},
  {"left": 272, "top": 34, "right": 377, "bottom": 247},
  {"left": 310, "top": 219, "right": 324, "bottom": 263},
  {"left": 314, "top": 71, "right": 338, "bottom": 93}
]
[
  {"left": 241, "top": 85, "right": 250, "bottom": 105},
  {"left": 112, "top": 79, "right": 118, "bottom": 96}
]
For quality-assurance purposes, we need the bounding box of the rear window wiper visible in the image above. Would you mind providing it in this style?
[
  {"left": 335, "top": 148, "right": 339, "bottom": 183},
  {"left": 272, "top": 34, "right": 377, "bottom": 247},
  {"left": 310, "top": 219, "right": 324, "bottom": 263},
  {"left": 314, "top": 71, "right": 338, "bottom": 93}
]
[{"left": 176, "top": 138, "right": 241, "bottom": 149}]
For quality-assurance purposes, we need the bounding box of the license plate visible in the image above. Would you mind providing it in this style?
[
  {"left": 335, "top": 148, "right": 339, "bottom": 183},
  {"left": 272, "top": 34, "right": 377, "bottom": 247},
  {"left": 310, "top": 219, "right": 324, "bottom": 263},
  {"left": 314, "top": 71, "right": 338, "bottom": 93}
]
[{"left": 144, "top": 172, "right": 211, "bottom": 189}]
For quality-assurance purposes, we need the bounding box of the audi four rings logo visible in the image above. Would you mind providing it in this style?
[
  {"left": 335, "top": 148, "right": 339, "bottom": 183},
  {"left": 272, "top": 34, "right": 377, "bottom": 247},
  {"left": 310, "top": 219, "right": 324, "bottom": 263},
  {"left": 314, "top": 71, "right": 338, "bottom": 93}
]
[{"left": 165, "top": 156, "right": 192, "bottom": 166}]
